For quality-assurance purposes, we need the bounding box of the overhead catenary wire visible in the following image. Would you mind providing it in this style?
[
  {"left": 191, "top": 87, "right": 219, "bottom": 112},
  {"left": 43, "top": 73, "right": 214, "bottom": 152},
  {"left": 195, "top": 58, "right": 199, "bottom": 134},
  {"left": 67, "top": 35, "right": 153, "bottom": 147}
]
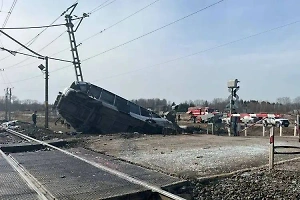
[
  {"left": 16, "top": 0, "right": 216, "bottom": 64},
  {"left": 0, "top": 23, "right": 66, "bottom": 30},
  {"left": 0, "top": 47, "right": 73, "bottom": 63},
  {"left": 0, "top": 69, "right": 6, "bottom": 84},
  {"left": 7, "top": 0, "right": 227, "bottom": 78},
  {"left": 82, "top": 0, "right": 225, "bottom": 62},
  {"left": 4, "top": 29, "right": 69, "bottom": 70},
  {"left": 0, "top": 0, "right": 78, "bottom": 63},
  {"left": 0, "top": 0, "right": 3, "bottom": 12},
  {"left": 5, "top": 19, "right": 81, "bottom": 70},
  {"left": 0, "top": 0, "right": 17, "bottom": 47},
  {"left": 0, "top": 0, "right": 18, "bottom": 87},
  {"left": 9, "top": 18, "right": 300, "bottom": 85},
  {"left": 89, "top": 0, "right": 111, "bottom": 13},
  {"left": 2, "top": 0, "right": 17, "bottom": 29},
  {"left": 3, "top": 71, "right": 13, "bottom": 87},
  {"left": 0, "top": 19, "right": 63, "bottom": 62},
  {"left": 81, "top": 0, "right": 160, "bottom": 43},
  {"left": 89, "top": 0, "right": 117, "bottom": 14},
  {"left": 4, "top": 0, "right": 158, "bottom": 70}
]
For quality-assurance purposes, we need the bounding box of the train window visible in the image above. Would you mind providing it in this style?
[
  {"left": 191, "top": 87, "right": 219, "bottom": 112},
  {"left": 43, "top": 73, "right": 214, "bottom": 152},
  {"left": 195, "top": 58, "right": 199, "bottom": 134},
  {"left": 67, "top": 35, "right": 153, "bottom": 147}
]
[
  {"left": 70, "top": 82, "right": 80, "bottom": 90},
  {"left": 140, "top": 107, "right": 150, "bottom": 117},
  {"left": 115, "top": 96, "right": 129, "bottom": 113},
  {"left": 79, "top": 84, "right": 89, "bottom": 93},
  {"left": 129, "top": 102, "right": 140, "bottom": 115},
  {"left": 151, "top": 112, "right": 160, "bottom": 118},
  {"left": 89, "top": 85, "right": 101, "bottom": 99},
  {"left": 100, "top": 90, "right": 115, "bottom": 105}
]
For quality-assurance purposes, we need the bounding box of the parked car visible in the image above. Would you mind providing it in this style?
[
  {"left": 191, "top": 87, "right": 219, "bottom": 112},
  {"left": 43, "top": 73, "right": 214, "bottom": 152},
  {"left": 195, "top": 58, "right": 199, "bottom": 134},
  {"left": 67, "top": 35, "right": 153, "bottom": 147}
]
[{"left": 263, "top": 118, "right": 290, "bottom": 127}]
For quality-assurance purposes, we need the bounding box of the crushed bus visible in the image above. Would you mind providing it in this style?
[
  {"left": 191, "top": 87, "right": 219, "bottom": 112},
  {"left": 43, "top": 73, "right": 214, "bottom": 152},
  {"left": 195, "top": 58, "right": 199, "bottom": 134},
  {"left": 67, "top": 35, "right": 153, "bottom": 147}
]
[{"left": 53, "top": 81, "right": 177, "bottom": 134}]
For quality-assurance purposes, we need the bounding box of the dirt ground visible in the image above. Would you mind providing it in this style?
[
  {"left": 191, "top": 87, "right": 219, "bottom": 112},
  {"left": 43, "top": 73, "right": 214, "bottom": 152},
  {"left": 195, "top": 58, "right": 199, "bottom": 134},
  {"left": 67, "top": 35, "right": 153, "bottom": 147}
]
[
  {"left": 5, "top": 112, "right": 300, "bottom": 199},
  {"left": 85, "top": 133, "right": 300, "bottom": 178},
  {"left": 6, "top": 112, "right": 300, "bottom": 180}
]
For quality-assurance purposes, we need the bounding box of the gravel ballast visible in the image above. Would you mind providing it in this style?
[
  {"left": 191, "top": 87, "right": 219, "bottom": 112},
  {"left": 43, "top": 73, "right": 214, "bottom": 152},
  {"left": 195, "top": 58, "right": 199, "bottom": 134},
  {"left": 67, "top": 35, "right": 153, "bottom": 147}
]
[{"left": 192, "top": 169, "right": 300, "bottom": 200}]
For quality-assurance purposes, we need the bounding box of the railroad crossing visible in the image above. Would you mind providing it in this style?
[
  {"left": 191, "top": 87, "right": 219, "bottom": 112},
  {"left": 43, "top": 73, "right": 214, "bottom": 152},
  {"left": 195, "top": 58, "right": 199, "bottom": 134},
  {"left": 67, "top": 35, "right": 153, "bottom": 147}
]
[{"left": 0, "top": 128, "right": 188, "bottom": 200}]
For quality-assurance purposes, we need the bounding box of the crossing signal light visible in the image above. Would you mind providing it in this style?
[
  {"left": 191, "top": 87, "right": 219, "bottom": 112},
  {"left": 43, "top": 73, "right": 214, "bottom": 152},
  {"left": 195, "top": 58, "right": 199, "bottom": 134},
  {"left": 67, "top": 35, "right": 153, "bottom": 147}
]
[
  {"left": 231, "top": 100, "right": 235, "bottom": 105},
  {"left": 233, "top": 86, "right": 240, "bottom": 98}
]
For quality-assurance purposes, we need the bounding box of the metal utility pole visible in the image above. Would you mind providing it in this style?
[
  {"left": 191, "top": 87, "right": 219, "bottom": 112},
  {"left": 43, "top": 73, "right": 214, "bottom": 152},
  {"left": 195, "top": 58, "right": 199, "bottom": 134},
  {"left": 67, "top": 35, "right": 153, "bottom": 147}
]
[
  {"left": 4, "top": 88, "right": 8, "bottom": 121},
  {"left": 38, "top": 57, "right": 49, "bottom": 129},
  {"left": 45, "top": 57, "right": 49, "bottom": 129},
  {"left": 8, "top": 88, "right": 11, "bottom": 121},
  {"left": 0, "top": 28, "right": 73, "bottom": 128},
  {"left": 65, "top": 3, "right": 88, "bottom": 82}
]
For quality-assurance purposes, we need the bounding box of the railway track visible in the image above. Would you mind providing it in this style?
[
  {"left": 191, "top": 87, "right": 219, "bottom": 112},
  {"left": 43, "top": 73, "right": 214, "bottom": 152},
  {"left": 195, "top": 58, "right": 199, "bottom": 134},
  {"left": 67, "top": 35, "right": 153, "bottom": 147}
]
[{"left": 0, "top": 128, "right": 188, "bottom": 200}]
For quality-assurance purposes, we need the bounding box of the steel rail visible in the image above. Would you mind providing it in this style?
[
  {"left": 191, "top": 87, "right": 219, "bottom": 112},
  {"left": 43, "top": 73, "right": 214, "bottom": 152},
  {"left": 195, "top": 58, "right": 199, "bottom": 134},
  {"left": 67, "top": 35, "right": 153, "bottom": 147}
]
[
  {"left": 5, "top": 128, "right": 185, "bottom": 200},
  {"left": 0, "top": 149, "right": 54, "bottom": 199}
]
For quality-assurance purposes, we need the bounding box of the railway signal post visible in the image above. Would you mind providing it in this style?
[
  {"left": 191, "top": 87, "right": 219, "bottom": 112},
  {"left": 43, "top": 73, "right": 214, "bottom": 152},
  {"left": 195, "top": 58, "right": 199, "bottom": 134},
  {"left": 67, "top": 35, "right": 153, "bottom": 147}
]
[
  {"left": 227, "top": 79, "right": 240, "bottom": 136},
  {"left": 38, "top": 57, "right": 49, "bottom": 129}
]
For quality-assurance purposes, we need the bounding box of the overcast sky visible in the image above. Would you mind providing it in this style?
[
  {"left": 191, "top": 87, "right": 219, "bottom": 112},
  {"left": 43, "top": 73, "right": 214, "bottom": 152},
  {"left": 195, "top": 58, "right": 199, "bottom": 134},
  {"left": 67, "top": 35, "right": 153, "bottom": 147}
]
[{"left": 0, "top": 0, "right": 299, "bottom": 104}]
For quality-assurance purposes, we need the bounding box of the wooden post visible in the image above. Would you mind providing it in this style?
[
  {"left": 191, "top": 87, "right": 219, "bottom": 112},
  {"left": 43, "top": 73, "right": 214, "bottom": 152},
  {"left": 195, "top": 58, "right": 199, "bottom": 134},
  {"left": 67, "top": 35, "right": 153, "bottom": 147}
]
[
  {"left": 237, "top": 123, "right": 241, "bottom": 136},
  {"left": 244, "top": 123, "right": 247, "bottom": 136},
  {"left": 263, "top": 125, "right": 266, "bottom": 137},
  {"left": 279, "top": 125, "right": 283, "bottom": 137},
  {"left": 294, "top": 124, "right": 297, "bottom": 137},
  {"left": 211, "top": 123, "right": 214, "bottom": 135},
  {"left": 297, "top": 115, "right": 300, "bottom": 137},
  {"left": 269, "top": 126, "right": 274, "bottom": 171}
]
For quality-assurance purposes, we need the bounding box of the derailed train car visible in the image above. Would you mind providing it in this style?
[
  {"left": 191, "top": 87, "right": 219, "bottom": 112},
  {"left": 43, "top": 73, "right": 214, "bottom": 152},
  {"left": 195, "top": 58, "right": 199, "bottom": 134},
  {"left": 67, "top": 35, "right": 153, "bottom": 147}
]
[{"left": 53, "top": 81, "right": 176, "bottom": 134}]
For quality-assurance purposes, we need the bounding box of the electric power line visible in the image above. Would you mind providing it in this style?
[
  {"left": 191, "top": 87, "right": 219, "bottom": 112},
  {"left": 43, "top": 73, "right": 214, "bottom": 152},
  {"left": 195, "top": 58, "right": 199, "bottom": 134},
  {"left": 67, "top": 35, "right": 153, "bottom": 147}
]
[
  {"left": 89, "top": 0, "right": 117, "bottom": 14},
  {"left": 0, "top": 0, "right": 3, "bottom": 12},
  {"left": 16, "top": 0, "right": 212, "bottom": 65},
  {"left": 3, "top": 71, "right": 12, "bottom": 87},
  {"left": 0, "top": 22, "right": 65, "bottom": 62},
  {"left": 3, "top": 0, "right": 157, "bottom": 70},
  {"left": 0, "top": 23, "right": 66, "bottom": 30},
  {"left": 0, "top": 1, "right": 77, "bottom": 63},
  {"left": 89, "top": 0, "right": 111, "bottom": 13},
  {"left": 8, "top": 2, "right": 299, "bottom": 85},
  {"left": 82, "top": 0, "right": 160, "bottom": 43},
  {"left": 0, "top": 0, "right": 17, "bottom": 47},
  {"left": 4, "top": 29, "right": 68, "bottom": 70},
  {"left": 88, "top": 20, "right": 300, "bottom": 82},
  {"left": 82, "top": 0, "right": 225, "bottom": 62},
  {"left": 19, "top": 17, "right": 300, "bottom": 83},
  {"left": 0, "top": 46, "right": 73, "bottom": 63},
  {"left": 2, "top": 0, "right": 17, "bottom": 28},
  {"left": 0, "top": 0, "right": 18, "bottom": 87},
  {"left": 0, "top": 69, "right": 6, "bottom": 84}
]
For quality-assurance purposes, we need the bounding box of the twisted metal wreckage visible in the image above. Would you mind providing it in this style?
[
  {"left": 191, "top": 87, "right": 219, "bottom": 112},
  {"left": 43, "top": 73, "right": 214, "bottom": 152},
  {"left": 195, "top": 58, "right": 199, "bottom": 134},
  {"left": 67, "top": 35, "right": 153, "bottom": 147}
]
[{"left": 53, "top": 81, "right": 180, "bottom": 134}]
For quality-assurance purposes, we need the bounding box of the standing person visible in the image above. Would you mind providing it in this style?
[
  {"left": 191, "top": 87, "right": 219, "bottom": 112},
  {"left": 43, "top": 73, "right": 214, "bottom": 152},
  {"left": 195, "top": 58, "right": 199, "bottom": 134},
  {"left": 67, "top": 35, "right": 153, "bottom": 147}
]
[
  {"left": 32, "top": 111, "right": 37, "bottom": 127},
  {"left": 193, "top": 115, "right": 196, "bottom": 123}
]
